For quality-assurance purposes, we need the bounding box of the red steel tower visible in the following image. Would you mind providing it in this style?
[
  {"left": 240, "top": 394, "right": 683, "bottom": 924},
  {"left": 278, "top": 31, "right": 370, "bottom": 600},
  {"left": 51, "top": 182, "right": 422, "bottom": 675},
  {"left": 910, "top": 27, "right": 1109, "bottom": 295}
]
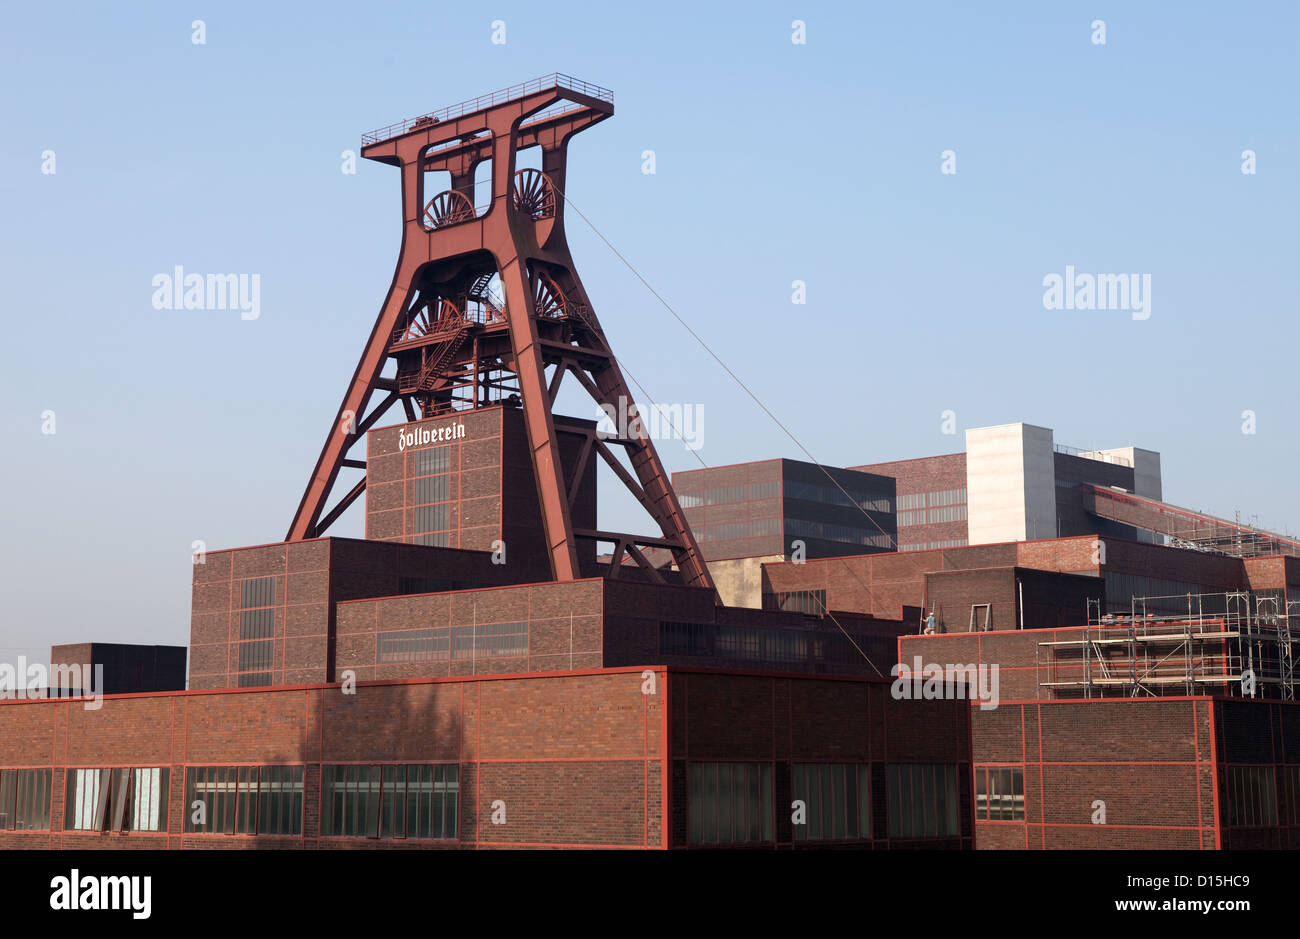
[{"left": 286, "top": 74, "right": 714, "bottom": 593}]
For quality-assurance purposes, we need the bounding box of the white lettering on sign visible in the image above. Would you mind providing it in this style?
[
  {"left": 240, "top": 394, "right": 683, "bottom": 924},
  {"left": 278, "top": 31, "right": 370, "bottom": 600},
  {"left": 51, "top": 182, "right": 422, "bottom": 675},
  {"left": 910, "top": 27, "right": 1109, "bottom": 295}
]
[{"left": 397, "top": 421, "right": 467, "bottom": 451}]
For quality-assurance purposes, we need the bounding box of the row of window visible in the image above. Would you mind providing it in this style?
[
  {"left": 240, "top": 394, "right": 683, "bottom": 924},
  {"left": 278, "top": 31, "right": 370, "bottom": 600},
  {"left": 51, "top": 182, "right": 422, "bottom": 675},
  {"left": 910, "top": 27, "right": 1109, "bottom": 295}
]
[
  {"left": 1103, "top": 573, "right": 1225, "bottom": 615},
  {"left": 678, "top": 481, "right": 779, "bottom": 508},
  {"left": 784, "top": 519, "right": 894, "bottom": 548},
  {"left": 899, "top": 539, "right": 969, "bottom": 552},
  {"left": 969, "top": 765, "right": 1300, "bottom": 827},
  {"left": 897, "top": 489, "right": 967, "bottom": 511},
  {"left": 784, "top": 481, "right": 894, "bottom": 514},
  {"left": 659, "top": 619, "right": 866, "bottom": 667},
  {"left": 688, "top": 761, "right": 961, "bottom": 845},
  {"left": 322, "top": 764, "right": 458, "bottom": 839},
  {"left": 691, "top": 518, "right": 782, "bottom": 542},
  {"left": 4, "top": 764, "right": 459, "bottom": 840},
  {"left": 19, "top": 762, "right": 1298, "bottom": 837},
  {"left": 766, "top": 588, "right": 827, "bottom": 616},
  {"left": 897, "top": 505, "right": 968, "bottom": 527},
  {"left": 375, "top": 623, "right": 528, "bottom": 663}
]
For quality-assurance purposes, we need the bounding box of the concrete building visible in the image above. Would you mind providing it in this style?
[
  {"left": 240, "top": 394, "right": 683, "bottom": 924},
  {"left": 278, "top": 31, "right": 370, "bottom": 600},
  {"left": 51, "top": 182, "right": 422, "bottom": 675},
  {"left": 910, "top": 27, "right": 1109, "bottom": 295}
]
[{"left": 849, "top": 421, "right": 1163, "bottom": 552}]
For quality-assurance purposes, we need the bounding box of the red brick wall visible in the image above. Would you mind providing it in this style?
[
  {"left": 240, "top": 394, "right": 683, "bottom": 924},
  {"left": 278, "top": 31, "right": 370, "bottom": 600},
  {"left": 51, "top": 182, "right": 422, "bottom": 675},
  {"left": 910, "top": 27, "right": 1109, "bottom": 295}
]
[
  {"left": 0, "top": 668, "right": 666, "bottom": 850},
  {"left": 191, "top": 537, "right": 549, "bottom": 690},
  {"left": 851, "top": 452, "right": 967, "bottom": 549},
  {"left": 335, "top": 578, "right": 606, "bottom": 680},
  {"left": 971, "top": 698, "right": 1217, "bottom": 849},
  {"left": 0, "top": 668, "right": 974, "bottom": 851}
]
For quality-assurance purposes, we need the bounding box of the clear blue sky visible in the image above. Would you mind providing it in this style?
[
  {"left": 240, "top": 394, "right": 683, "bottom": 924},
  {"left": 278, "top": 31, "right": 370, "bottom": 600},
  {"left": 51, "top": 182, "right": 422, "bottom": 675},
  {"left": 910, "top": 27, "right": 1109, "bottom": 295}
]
[{"left": 1, "top": 1, "right": 1296, "bottom": 668}]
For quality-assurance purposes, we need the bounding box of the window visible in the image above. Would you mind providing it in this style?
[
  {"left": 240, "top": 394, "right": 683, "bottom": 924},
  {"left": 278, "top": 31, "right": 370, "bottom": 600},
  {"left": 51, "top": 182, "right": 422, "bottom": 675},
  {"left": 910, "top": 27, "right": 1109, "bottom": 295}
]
[
  {"left": 1226, "top": 766, "right": 1278, "bottom": 828},
  {"left": 413, "top": 504, "right": 449, "bottom": 534},
  {"left": 660, "top": 621, "right": 712, "bottom": 656},
  {"left": 413, "top": 446, "right": 450, "bottom": 477},
  {"left": 792, "top": 764, "right": 871, "bottom": 841},
  {"left": 377, "top": 628, "right": 449, "bottom": 664},
  {"left": 184, "top": 765, "right": 303, "bottom": 835},
  {"left": 410, "top": 445, "right": 454, "bottom": 544},
  {"left": 688, "top": 762, "right": 772, "bottom": 845},
  {"left": 237, "top": 576, "right": 276, "bottom": 686},
  {"left": 975, "top": 766, "right": 1024, "bottom": 820},
  {"left": 0, "top": 769, "right": 52, "bottom": 831},
  {"left": 767, "top": 589, "right": 826, "bottom": 615},
  {"left": 238, "top": 640, "right": 273, "bottom": 672},
  {"left": 450, "top": 622, "right": 527, "bottom": 659},
  {"left": 886, "top": 764, "right": 960, "bottom": 839},
  {"left": 65, "top": 768, "right": 169, "bottom": 833},
  {"left": 240, "top": 576, "right": 275, "bottom": 609},
  {"left": 323, "top": 764, "right": 458, "bottom": 839},
  {"left": 412, "top": 474, "right": 449, "bottom": 505},
  {"left": 1283, "top": 766, "right": 1300, "bottom": 826}
]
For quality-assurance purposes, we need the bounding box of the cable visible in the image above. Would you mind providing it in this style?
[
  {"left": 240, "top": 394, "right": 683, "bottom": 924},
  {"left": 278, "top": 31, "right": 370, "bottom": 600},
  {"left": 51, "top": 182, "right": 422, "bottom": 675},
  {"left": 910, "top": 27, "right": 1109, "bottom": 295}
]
[
  {"left": 554, "top": 182, "right": 898, "bottom": 552},
  {"left": 552, "top": 186, "right": 906, "bottom": 672}
]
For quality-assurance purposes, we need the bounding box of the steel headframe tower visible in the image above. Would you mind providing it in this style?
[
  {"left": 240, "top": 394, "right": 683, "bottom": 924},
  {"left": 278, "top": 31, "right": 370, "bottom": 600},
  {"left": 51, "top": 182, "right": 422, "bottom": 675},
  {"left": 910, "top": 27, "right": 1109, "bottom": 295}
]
[{"left": 286, "top": 74, "right": 715, "bottom": 594}]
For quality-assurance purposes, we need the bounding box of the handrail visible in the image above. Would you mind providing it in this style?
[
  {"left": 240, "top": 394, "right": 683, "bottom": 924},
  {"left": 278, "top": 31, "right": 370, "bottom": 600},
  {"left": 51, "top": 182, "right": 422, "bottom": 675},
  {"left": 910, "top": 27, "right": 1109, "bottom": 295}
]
[{"left": 362, "top": 73, "right": 613, "bottom": 146}]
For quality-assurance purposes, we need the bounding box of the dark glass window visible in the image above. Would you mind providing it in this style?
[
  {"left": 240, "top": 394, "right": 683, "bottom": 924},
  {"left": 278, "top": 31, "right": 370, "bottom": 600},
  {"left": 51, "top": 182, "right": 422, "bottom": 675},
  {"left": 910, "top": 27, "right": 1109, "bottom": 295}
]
[
  {"left": 412, "top": 475, "right": 450, "bottom": 505},
  {"left": 238, "top": 640, "right": 273, "bottom": 672},
  {"left": 886, "top": 764, "right": 960, "bottom": 839},
  {"left": 767, "top": 589, "right": 826, "bottom": 615},
  {"left": 413, "top": 503, "right": 449, "bottom": 535},
  {"left": 184, "top": 765, "right": 303, "bottom": 835},
  {"left": 0, "top": 769, "right": 52, "bottom": 831},
  {"left": 687, "top": 762, "right": 773, "bottom": 845},
  {"left": 792, "top": 764, "right": 871, "bottom": 841},
  {"left": 1226, "top": 766, "right": 1278, "bottom": 827},
  {"left": 659, "top": 621, "right": 712, "bottom": 656},
  {"left": 240, "top": 577, "right": 276, "bottom": 610},
  {"left": 975, "top": 766, "right": 1025, "bottom": 821},
  {"left": 240, "top": 608, "right": 274, "bottom": 639},
  {"left": 323, "top": 764, "right": 457, "bottom": 839},
  {"left": 65, "top": 768, "right": 169, "bottom": 833}
]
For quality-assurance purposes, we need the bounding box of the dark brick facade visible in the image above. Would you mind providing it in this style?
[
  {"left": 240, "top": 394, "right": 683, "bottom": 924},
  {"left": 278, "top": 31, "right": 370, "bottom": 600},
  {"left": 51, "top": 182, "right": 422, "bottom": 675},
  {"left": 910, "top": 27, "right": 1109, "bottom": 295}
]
[
  {"left": 762, "top": 534, "right": 1280, "bottom": 625},
  {"left": 672, "top": 459, "right": 895, "bottom": 562},
  {"left": 49, "top": 643, "right": 186, "bottom": 695}
]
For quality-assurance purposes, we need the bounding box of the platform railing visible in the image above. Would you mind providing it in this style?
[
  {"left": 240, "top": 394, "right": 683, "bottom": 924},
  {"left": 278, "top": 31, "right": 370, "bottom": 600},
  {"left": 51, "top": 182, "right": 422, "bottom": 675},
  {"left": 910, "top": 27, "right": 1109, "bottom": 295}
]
[{"left": 362, "top": 73, "right": 614, "bottom": 145}]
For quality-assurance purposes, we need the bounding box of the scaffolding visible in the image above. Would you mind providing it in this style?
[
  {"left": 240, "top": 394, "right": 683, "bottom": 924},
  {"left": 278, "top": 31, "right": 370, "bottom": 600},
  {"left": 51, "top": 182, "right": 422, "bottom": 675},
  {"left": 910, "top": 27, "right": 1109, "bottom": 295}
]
[
  {"left": 1036, "top": 592, "right": 1296, "bottom": 700},
  {"left": 1082, "top": 484, "right": 1300, "bottom": 559}
]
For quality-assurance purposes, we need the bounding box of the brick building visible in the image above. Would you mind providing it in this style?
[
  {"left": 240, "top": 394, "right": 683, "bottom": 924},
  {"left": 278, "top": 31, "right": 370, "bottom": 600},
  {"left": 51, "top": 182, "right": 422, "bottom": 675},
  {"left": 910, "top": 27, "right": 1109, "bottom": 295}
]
[
  {"left": 0, "top": 668, "right": 971, "bottom": 850},
  {"left": 0, "top": 408, "right": 972, "bottom": 850}
]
